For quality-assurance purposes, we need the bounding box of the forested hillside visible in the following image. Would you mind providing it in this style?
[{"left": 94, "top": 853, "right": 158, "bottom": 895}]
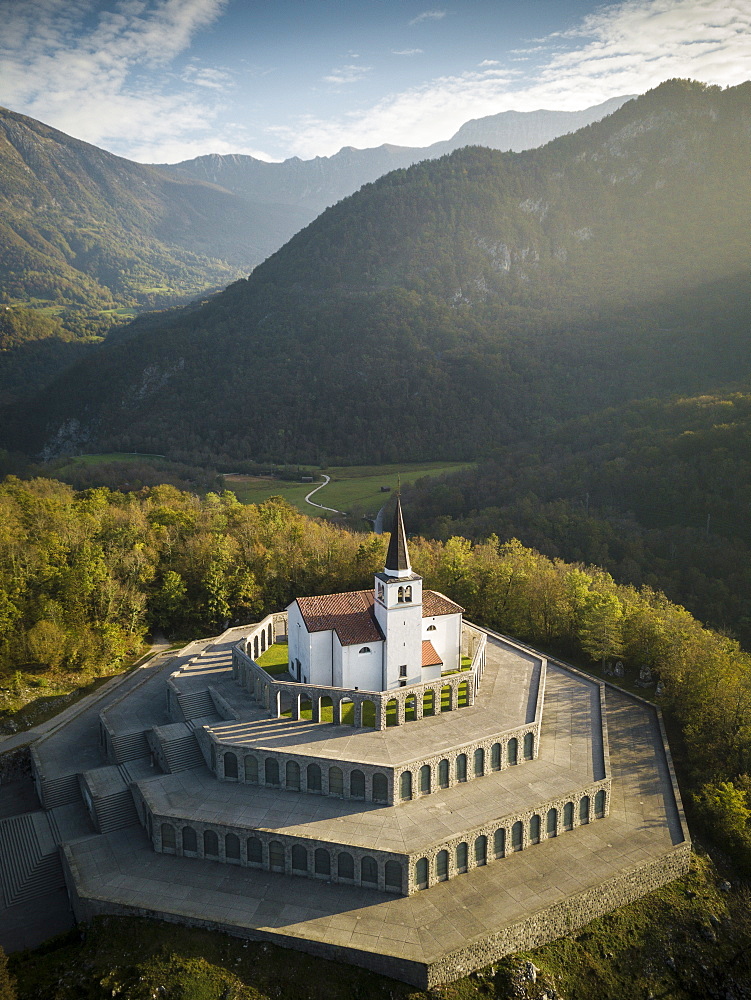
[
  {"left": 1, "top": 478, "right": 750, "bottom": 870},
  {"left": 6, "top": 80, "right": 749, "bottom": 465}
]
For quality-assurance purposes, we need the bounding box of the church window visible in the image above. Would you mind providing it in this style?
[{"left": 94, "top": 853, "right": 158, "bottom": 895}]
[
  {"left": 404, "top": 586, "right": 412, "bottom": 602},
  {"left": 399, "top": 679, "right": 406, "bottom": 687},
  {"left": 427, "top": 624, "right": 436, "bottom": 631},
  {"left": 399, "top": 665, "right": 407, "bottom": 677},
  {"left": 358, "top": 646, "right": 371, "bottom": 654},
  {"left": 377, "top": 583, "right": 385, "bottom": 600}
]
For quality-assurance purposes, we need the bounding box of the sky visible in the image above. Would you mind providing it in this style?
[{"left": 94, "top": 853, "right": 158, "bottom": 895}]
[{"left": 1, "top": 0, "right": 750, "bottom": 164}]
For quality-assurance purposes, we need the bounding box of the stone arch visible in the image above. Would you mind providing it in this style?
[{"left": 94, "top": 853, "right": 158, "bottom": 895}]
[
  {"left": 361, "top": 856, "right": 378, "bottom": 884},
  {"left": 419, "top": 763, "right": 431, "bottom": 795},
  {"left": 475, "top": 835, "right": 487, "bottom": 866},
  {"left": 456, "top": 842, "right": 468, "bottom": 873},
  {"left": 314, "top": 848, "right": 330, "bottom": 876},
  {"left": 307, "top": 763, "right": 322, "bottom": 793},
  {"left": 546, "top": 807, "right": 558, "bottom": 837},
  {"left": 265, "top": 757, "right": 280, "bottom": 786},
  {"left": 458, "top": 680, "right": 470, "bottom": 707},
  {"left": 253, "top": 636, "right": 259, "bottom": 659},
  {"left": 320, "top": 696, "right": 333, "bottom": 723},
  {"left": 300, "top": 695, "right": 313, "bottom": 721},
  {"left": 400, "top": 770, "right": 413, "bottom": 801},
  {"left": 455, "top": 753, "right": 467, "bottom": 782},
  {"left": 530, "top": 814, "right": 541, "bottom": 844},
  {"left": 267, "top": 623, "right": 273, "bottom": 645},
  {"left": 329, "top": 766, "right": 344, "bottom": 796},
  {"left": 404, "top": 585, "right": 412, "bottom": 602},
  {"left": 350, "top": 769, "right": 366, "bottom": 799},
  {"left": 494, "top": 828, "right": 506, "bottom": 859},
  {"left": 225, "top": 833, "right": 240, "bottom": 862},
  {"left": 436, "top": 849, "right": 449, "bottom": 881},
  {"left": 474, "top": 746, "right": 485, "bottom": 777},
  {"left": 440, "top": 684, "right": 452, "bottom": 712},
  {"left": 182, "top": 826, "right": 197, "bottom": 854},
  {"left": 244, "top": 754, "right": 258, "bottom": 784},
  {"left": 524, "top": 731, "right": 534, "bottom": 760},
  {"left": 223, "top": 751, "right": 238, "bottom": 780},
  {"left": 291, "top": 844, "right": 308, "bottom": 872},
  {"left": 438, "top": 758, "right": 450, "bottom": 788},
  {"left": 563, "top": 801, "right": 574, "bottom": 830},
  {"left": 595, "top": 788, "right": 606, "bottom": 818},
  {"left": 286, "top": 760, "right": 300, "bottom": 791},
  {"left": 405, "top": 694, "right": 417, "bottom": 722},
  {"left": 268, "top": 840, "right": 284, "bottom": 871},
  {"left": 338, "top": 852, "right": 355, "bottom": 880},
  {"left": 386, "top": 698, "right": 398, "bottom": 727},
  {"left": 361, "top": 699, "right": 376, "bottom": 728},
  {"left": 372, "top": 772, "right": 388, "bottom": 803},
  {"left": 339, "top": 697, "right": 354, "bottom": 726},
  {"left": 511, "top": 820, "right": 523, "bottom": 851},
  {"left": 580, "top": 795, "right": 590, "bottom": 825},
  {"left": 384, "top": 860, "right": 402, "bottom": 892},
  {"left": 491, "top": 742, "right": 502, "bottom": 770},
  {"left": 415, "top": 857, "right": 429, "bottom": 890},
  {"left": 508, "top": 737, "right": 518, "bottom": 765},
  {"left": 204, "top": 830, "right": 219, "bottom": 857},
  {"left": 161, "top": 823, "right": 176, "bottom": 851},
  {"left": 247, "top": 837, "right": 262, "bottom": 865},
  {"left": 260, "top": 631, "right": 266, "bottom": 653},
  {"left": 423, "top": 689, "right": 435, "bottom": 717}
]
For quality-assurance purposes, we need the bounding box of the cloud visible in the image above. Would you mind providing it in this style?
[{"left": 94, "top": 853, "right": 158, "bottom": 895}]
[
  {"left": 323, "top": 64, "right": 372, "bottom": 85},
  {"left": 408, "top": 9, "right": 446, "bottom": 26},
  {"left": 0, "top": 0, "right": 243, "bottom": 160},
  {"left": 275, "top": 0, "right": 751, "bottom": 158},
  {"left": 392, "top": 48, "right": 424, "bottom": 56}
]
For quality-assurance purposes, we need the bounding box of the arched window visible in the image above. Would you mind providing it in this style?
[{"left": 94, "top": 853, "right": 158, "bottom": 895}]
[
  {"left": 524, "top": 732, "right": 534, "bottom": 760},
  {"left": 329, "top": 766, "right": 344, "bottom": 796},
  {"left": 314, "top": 849, "right": 330, "bottom": 876},
  {"left": 253, "top": 636, "right": 259, "bottom": 659},
  {"left": 415, "top": 857, "right": 429, "bottom": 890},
  {"left": 244, "top": 755, "right": 258, "bottom": 784},
  {"left": 291, "top": 845, "right": 308, "bottom": 872},
  {"left": 474, "top": 747, "right": 485, "bottom": 777},
  {"left": 475, "top": 835, "right": 487, "bottom": 866},
  {"left": 373, "top": 773, "right": 388, "bottom": 802},
  {"left": 307, "top": 763, "right": 322, "bottom": 792},
  {"left": 456, "top": 842, "right": 468, "bottom": 874},
  {"left": 455, "top": 753, "right": 467, "bottom": 782},
  {"left": 494, "top": 828, "right": 505, "bottom": 859},
  {"left": 361, "top": 856, "right": 378, "bottom": 884},
  {"left": 358, "top": 646, "right": 371, "bottom": 654},
  {"left": 404, "top": 585, "right": 412, "bottom": 603},
  {"left": 223, "top": 752, "right": 238, "bottom": 780},
  {"left": 436, "top": 849, "right": 449, "bottom": 881},
  {"left": 225, "top": 833, "right": 240, "bottom": 861},
  {"left": 547, "top": 808, "right": 558, "bottom": 838},
  {"left": 247, "top": 837, "right": 262, "bottom": 864},
  {"left": 385, "top": 860, "right": 402, "bottom": 892},
  {"left": 182, "top": 826, "right": 197, "bottom": 854},
  {"left": 563, "top": 801, "right": 574, "bottom": 830},
  {"left": 268, "top": 840, "right": 284, "bottom": 870},
  {"left": 419, "top": 764, "right": 431, "bottom": 795},
  {"left": 491, "top": 743, "right": 501, "bottom": 771},
  {"left": 161, "top": 823, "right": 176, "bottom": 851},
  {"left": 595, "top": 789, "right": 606, "bottom": 818},
  {"left": 426, "top": 624, "right": 436, "bottom": 631},
  {"left": 508, "top": 737, "right": 518, "bottom": 765},
  {"left": 398, "top": 586, "right": 405, "bottom": 603},
  {"left": 530, "top": 814, "right": 541, "bottom": 844},
  {"left": 580, "top": 796, "right": 590, "bottom": 825},
  {"left": 265, "top": 758, "right": 280, "bottom": 786},
  {"left": 438, "top": 758, "right": 450, "bottom": 788},
  {"left": 400, "top": 771, "right": 412, "bottom": 801},
  {"left": 338, "top": 852, "right": 355, "bottom": 880},
  {"left": 350, "top": 769, "right": 366, "bottom": 799},
  {"left": 204, "top": 830, "right": 219, "bottom": 857},
  {"left": 286, "top": 760, "right": 300, "bottom": 791},
  {"left": 511, "top": 820, "right": 523, "bottom": 851},
  {"left": 260, "top": 631, "right": 266, "bottom": 653}
]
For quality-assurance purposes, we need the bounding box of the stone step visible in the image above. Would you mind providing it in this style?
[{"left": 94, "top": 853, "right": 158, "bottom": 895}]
[
  {"left": 94, "top": 790, "right": 139, "bottom": 833},
  {"left": 177, "top": 689, "right": 216, "bottom": 721},
  {"left": 0, "top": 812, "right": 65, "bottom": 906},
  {"left": 110, "top": 729, "right": 150, "bottom": 763},
  {"left": 40, "top": 773, "right": 80, "bottom": 810}
]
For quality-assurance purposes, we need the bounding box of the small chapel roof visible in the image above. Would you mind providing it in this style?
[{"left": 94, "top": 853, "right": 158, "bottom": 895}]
[
  {"left": 422, "top": 590, "right": 464, "bottom": 616},
  {"left": 294, "top": 590, "right": 384, "bottom": 646},
  {"left": 421, "top": 640, "right": 443, "bottom": 667}
]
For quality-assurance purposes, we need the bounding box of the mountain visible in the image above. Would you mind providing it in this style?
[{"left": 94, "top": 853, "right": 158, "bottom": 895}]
[
  {"left": 5, "top": 80, "right": 750, "bottom": 468},
  {"left": 159, "top": 96, "right": 632, "bottom": 216},
  {"left": 0, "top": 106, "right": 309, "bottom": 313}
]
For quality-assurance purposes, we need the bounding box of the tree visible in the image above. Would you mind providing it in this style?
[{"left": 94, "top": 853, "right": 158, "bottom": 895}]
[
  {"left": 0, "top": 945, "right": 16, "bottom": 1000},
  {"left": 579, "top": 591, "right": 624, "bottom": 668}
]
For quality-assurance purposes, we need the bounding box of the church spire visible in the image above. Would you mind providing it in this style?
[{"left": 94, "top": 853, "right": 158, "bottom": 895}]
[{"left": 384, "top": 496, "right": 411, "bottom": 576}]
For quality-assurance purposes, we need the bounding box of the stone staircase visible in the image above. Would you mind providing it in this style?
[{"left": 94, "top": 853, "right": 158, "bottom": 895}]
[
  {"left": 80, "top": 766, "right": 140, "bottom": 834},
  {"left": 149, "top": 723, "right": 206, "bottom": 773},
  {"left": 37, "top": 772, "right": 80, "bottom": 810},
  {"left": 109, "top": 729, "right": 151, "bottom": 763},
  {"left": 0, "top": 812, "right": 65, "bottom": 906},
  {"left": 177, "top": 689, "right": 218, "bottom": 722}
]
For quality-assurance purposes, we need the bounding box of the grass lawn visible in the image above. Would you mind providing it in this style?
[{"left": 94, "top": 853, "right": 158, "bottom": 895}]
[
  {"left": 224, "top": 460, "right": 475, "bottom": 517},
  {"left": 255, "top": 642, "right": 290, "bottom": 676}
]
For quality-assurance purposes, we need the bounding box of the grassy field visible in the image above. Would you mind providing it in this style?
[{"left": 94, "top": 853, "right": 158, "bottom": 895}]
[{"left": 224, "top": 461, "right": 474, "bottom": 516}]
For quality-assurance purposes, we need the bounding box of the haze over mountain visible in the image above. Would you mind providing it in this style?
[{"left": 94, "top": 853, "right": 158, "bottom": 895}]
[{"left": 4, "top": 80, "right": 750, "bottom": 470}]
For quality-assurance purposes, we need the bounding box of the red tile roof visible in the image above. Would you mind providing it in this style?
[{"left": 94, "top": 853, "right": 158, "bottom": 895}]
[
  {"left": 422, "top": 640, "right": 443, "bottom": 667},
  {"left": 423, "top": 590, "right": 464, "bottom": 616},
  {"left": 295, "top": 590, "right": 384, "bottom": 647}
]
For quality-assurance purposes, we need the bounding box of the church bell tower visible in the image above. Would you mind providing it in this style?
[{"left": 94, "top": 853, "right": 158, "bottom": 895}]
[{"left": 373, "top": 498, "right": 423, "bottom": 689}]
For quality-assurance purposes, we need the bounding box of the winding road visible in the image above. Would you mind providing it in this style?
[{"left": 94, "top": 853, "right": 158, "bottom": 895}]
[{"left": 304, "top": 474, "right": 347, "bottom": 515}]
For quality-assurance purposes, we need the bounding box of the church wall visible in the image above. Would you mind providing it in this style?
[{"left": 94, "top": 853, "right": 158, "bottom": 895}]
[
  {"left": 423, "top": 613, "right": 461, "bottom": 673},
  {"left": 383, "top": 601, "right": 424, "bottom": 689},
  {"left": 340, "top": 640, "right": 383, "bottom": 692},
  {"left": 309, "top": 630, "right": 333, "bottom": 687}
]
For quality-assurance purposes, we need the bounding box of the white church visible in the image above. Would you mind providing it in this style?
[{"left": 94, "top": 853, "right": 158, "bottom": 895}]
[{"left": 286, "top": 498, "right": 463, "bottom": 691}]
